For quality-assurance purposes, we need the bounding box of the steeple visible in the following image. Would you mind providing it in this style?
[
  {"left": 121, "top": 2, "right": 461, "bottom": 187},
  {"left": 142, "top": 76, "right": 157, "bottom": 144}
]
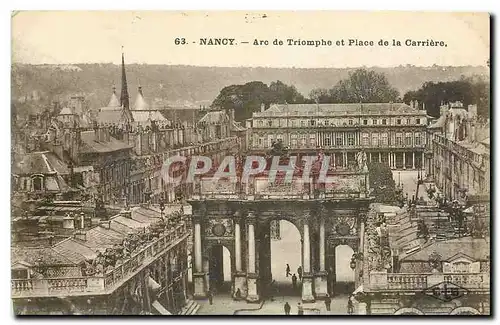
[{"left": 120, "top": 50, "right": 130, "bottom": 110}]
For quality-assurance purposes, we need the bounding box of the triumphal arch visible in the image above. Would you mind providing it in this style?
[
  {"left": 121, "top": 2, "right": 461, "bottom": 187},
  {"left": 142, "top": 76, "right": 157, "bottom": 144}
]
[{"left": 188, "top": 155, "right": 372, "bottom": 303}]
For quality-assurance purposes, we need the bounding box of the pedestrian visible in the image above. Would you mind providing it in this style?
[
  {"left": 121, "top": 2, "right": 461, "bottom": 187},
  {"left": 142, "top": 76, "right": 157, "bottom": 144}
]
[
  {"left": 284, "top": 302, "right": 291, "bottom": 315},
  {"left": 325, "top": 294, "right": 331, "bottom": 311},
  {"left": 286, "top": 264, "right": 291, "bottom": 277},
  {"left": 297, "top": 302, "right": 304, "bottom": 315},
  {"left": 347, "top": 295, "right": 354, "bottom": 315},
  {"left": 292, "top": 273, "right": 297, "bottom": 289},
  {"left": 208, "top": 290, "right": 213, "bottom": 305},
  {"left": 297, "top": 266, "right": 302, "bottom": 281}
]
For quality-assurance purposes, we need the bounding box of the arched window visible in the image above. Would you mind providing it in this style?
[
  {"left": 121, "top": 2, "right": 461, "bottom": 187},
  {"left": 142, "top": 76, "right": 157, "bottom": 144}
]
[{"left": 32, "top": 176, "right": 43, "bottom": 191}]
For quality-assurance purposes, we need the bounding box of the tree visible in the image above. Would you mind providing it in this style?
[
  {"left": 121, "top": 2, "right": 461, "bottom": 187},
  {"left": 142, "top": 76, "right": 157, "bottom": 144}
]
[
  {"left": 211, "top": 80, "right": 309, "bottom": 121},
  {"left": 368, "top": 162, "right": 397, "bottom": 205},
  {"left": 309, "top": 69, "right": 400, "bottom": 103},
  {"left": 403, "top": 76, "right": 490, "bottom": 118}
]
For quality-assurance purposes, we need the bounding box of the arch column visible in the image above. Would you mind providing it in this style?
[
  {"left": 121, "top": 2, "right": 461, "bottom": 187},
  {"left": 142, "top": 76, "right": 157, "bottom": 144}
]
[
  {"left": 192, "top": 214, "right": 207, "bottom": 299},
  {"left": 246, "top": 212, "right": 260, "bottom": 302},
  {"left": 301, "top": 215, "right": 315, "bottom": 302},
  {"left": 314, "top": 213, "right": 328, "bottom": 298},
  {"left": 233, "top": 213, "right": 246, "bottom": 299}
]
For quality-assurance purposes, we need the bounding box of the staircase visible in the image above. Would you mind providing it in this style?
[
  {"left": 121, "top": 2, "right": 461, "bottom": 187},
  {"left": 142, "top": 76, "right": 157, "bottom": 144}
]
[{"left": 179, "top": 299, "right": 200, "bottom": 315}]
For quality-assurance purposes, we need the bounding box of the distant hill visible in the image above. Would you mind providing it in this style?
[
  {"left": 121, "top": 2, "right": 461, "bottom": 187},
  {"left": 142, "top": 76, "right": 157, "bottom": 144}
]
[{"left": 12, "top": 63, "right": 489, "bottom": 111}]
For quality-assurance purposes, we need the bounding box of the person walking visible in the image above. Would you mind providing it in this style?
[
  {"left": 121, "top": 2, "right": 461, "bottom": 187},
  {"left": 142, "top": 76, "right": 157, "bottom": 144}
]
[
  {"left": 284, "top": 302, "right": 291, "bottom": 315},
  {"left": 208, "top": 290, "right": 213, "bottom": 305},
  {"left": 297, "top": 303, "right": 304, "bottom": 315},
  {"left": 324, "top": 294, "right": 332, "bottom": 312},
  {"left": 286, "top": 264, "right": 291, "bottom": 277},
  {"left": 297, "top": 266, "right": 303, "bottom": 281},
  {"left": 292, "top": 273, "right": 297, "bottom": 290}
]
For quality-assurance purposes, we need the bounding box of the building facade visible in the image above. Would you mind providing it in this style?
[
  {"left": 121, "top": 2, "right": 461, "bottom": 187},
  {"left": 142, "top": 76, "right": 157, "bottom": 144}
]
[
  {"left": 247, "top": 103, "right": 427, "bottom": 170},
  {"left": 426, "top": 102, "right": 490, "bottom": 202}
]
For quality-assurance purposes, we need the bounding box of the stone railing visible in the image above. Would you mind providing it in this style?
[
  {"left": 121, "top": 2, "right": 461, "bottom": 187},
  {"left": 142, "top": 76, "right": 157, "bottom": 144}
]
[
  {"left": 368, "top": 271, "right": 490, "bottom": 292},
  {"left": 11, "top": 223, "right": 189, "bottom": 298},
  {"left": 192, "top": 171, "right": 369, "bottom": 201}
]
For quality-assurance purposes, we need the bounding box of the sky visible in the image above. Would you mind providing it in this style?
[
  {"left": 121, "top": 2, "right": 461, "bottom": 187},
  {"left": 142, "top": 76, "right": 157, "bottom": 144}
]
[{"left": 11, "top": 11, "right": 490, "bottom": 68}]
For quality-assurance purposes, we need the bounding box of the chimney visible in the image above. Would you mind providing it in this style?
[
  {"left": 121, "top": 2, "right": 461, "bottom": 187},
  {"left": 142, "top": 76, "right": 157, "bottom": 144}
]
[{"left": 260, "top": 103, "right": 265, "bottom": 112}]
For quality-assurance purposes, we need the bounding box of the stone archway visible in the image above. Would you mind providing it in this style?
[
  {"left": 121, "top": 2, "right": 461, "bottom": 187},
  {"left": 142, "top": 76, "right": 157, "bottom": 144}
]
[
  {"left": 449, "top": 307, "right": 481, "bottom": 315},
  {"left": 394, "top": 307, "right": 425, "bottom": 315}
]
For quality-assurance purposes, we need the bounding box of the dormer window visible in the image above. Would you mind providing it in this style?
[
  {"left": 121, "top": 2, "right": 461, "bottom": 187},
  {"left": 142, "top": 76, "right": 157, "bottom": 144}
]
[{"left": 32, "top": 176, "right": 43, "bottom": 191}]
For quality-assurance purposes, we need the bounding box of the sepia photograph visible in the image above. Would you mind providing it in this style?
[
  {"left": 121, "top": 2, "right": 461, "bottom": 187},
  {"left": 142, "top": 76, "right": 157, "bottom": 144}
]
[{"left": 10, "top": 11, "right": 490, "bottom": 316}]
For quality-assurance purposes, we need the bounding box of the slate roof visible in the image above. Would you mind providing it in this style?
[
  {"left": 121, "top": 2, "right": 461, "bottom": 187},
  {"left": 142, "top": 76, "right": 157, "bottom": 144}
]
[
  {"left": 400, "top": 237, "right": 490, "bottom": 262},
  {"left": 12, "top": 151, "right": 70, "bottom": 175},
  {"left": 11, "top": 206, "right": 178, "bottom": 269},
  {"left": 131, "top": 111, "right": 170, "bottom": 123},
  {"left": 259, "top": 103, "right": 425, "bottom": 117},
  {"left": 199, "top": 111, "right": 229, "bottom": 124},
  {"left": 79, "top": 130, "right": 133, "bottom": 154}
]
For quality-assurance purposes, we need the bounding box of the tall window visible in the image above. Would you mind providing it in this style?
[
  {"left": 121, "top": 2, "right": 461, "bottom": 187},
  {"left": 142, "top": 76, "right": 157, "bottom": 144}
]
[
  {"left": 348, "top": 119, "right": 353, "bottom": 125},
  {"left": 397, "top": 119, "right": 402, "bottom": 125},
  {"left": 347, "top": 133, "right": 355, "bottom": 146},
  {"left": 258, "top": 120, "right": 263, "bottom": 127},
  {"left": 382, "top": 119, "right": 387, "bottom": 125},
  {"left": 373, "top": 119, "right": 378, "bottom": 125},
  {"left": 396, "top": 133, "right": 403, "bottom": 145},
  {"left": 310, "top": 120, "right": 316, "bottom": 126},
  {"left": 258, "top": 137, "right": 263, "bottom": 146},
  {"left": 416, "top": 118, "right": 421, "bottom": 125},
  {"left": 336, "top": 134, "right": 343, "bottom": 146},
  {"left": 363, "top": 119, "right": 368, "bottom": 125},
  {"left": 381, "top": 133, "right": 388, "bottom": 146},
  {"left": 372, "top": 133, "right": 379, "bottom": 147},
  {"left": 324, "top": 137, "right": 331, "bottom": 146},
  {"left": 324, "top": 120, "right": 329, "bottom": 126},
  {"left": 300, "top": 134, "right": 306, "bottom": 147},
  {"left": 362, "top": 133, "right": 369, "bottom": 146},
  {"left": 405, "top": 133, "right": 412, "bottom": 146},
  {"left": 415, "top": 133, "right": 421, "bottom": 146},
  {"left": 268, "top": 120, "right": 273, "bottom": 127},
  {"left": 301, "top": 120, "right": 306, "bottom": 127},
  {"left": 406, "top": 118, "right": 411, "bottom": 125}
]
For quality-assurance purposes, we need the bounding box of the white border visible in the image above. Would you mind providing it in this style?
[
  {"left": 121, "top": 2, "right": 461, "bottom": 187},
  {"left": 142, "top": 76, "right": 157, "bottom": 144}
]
[{"left": 2, "top": 1, "right": 498, "bottom": 325}]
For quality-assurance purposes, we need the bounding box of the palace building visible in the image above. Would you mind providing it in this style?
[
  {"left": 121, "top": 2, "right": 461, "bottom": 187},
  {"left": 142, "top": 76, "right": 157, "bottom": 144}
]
[{"left": 246, "top": 102, "right": 427, "bottom": 170}]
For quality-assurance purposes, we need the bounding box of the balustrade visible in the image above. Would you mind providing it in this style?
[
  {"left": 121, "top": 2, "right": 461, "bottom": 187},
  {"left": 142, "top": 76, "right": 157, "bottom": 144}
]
[
  {"left": 11, "top": 224, "right": 189, "bottom": 298},
  {"left": 372, "top": 272, "right": 490, "bottom": 291}
]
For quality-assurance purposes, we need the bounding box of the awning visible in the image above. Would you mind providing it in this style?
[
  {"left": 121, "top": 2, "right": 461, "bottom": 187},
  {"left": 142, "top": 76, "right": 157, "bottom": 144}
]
[{"left": 152, "top": 300, "right": 172, "bottom": 315}]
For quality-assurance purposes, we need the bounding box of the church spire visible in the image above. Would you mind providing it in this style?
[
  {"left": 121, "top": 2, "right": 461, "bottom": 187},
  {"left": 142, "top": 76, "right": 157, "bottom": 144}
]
[{"left": 120, "top": 49, "right": 130, "bottom": 110}]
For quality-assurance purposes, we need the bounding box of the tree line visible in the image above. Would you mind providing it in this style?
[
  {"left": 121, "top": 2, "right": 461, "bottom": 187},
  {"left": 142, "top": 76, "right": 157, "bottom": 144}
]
[{"left": 211, "top": 68, "right": 490, "bottom": 121}]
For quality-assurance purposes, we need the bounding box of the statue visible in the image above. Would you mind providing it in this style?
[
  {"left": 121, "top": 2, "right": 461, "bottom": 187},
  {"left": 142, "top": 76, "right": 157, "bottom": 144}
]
[{"left": 356, "top": 151, "right": 368, "bottom": 171}]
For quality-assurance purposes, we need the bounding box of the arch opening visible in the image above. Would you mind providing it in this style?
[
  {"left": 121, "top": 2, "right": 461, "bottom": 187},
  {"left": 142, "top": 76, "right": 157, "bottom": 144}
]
[
  {"left": 334, "top": 244, "right": 355, "bottom": 294},
  {"left": 207, "top": 244, "right": 232, "bottom": 294},
  {"left": 261, "top": 219, "right": 302, "bottom": 297}
]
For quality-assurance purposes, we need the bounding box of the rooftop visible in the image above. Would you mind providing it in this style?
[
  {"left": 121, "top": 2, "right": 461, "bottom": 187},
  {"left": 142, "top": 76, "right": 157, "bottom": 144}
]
[
  {"left": 80, "top": 130, "right": 133, "bottom": 154},
  {"left": 255, "top": 103, "right": 426, "bottom": 117}
]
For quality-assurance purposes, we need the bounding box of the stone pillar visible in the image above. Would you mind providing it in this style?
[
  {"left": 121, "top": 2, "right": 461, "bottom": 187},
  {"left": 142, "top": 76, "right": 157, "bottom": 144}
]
[
  {"left": 402, "top": 152, "right": 406, "bottom": 170},
  {"left": 421, "top": 152, "right": 425, "bottom": 172},
  {"left": 412, "top": 152, "right": 416, "bottom": 169},
  {"left": 246, "top": 213, "right": 259, "bottom": 302},
  {"left": 369, "top": 152, "right": 372, "bottom": 163},
  {"left": 233, "top": 215, "right": 246, "bottom": 299},
  {"left": 302, "top": 218, "right": 315, "bottom": 302},
  {"left": 314, "top": 215, "right": 328, "bottom": 298},
  {"left": 333, "top": 153, "right": 336, "bottom": 168},
  {"left": 193, "top": 217, "right": 207, "bottom": 299},
  {"left": 379, "top": 152, "right": 382, "bottom": 163}
]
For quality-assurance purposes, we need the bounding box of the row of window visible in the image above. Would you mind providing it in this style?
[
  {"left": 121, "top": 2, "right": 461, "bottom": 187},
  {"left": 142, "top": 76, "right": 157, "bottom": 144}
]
[
  {"left": 255, "top": 117, "right": 424, "bottom": 128},
  {"left": 256, "top": 132, "right": 424, "bottom": 147}
]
